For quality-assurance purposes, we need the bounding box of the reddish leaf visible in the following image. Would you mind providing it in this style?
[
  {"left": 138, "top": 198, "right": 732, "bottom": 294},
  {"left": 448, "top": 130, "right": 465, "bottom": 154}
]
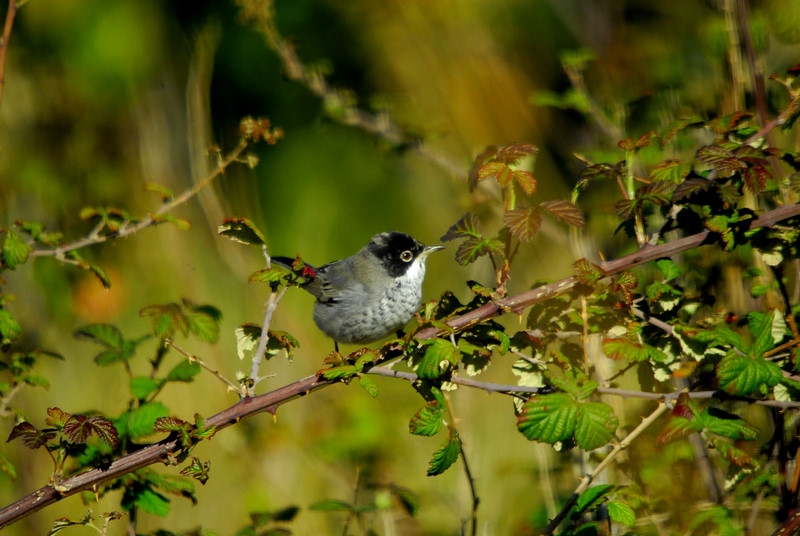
[
  {"left": 478, "top": 161, "right": 514, "bottom": 186},
  {"left": 742, "top": 164, "right": 770, "bottom": 194},
  {"left": 513, "top": 169, "right": 537, "bottom": 195},
  {"left": 710, "top": 111, "right": 753, "bottom": 134},
  {"left": 503, "top": 208, "right": 542, "bottom": 243},
  {"left": 577, "top": 163, "right": 624, "bottom": 187},
  {"left": 672, "top": 177, "right": 713, "bottom": 201},
  {"left": 573, "top": 258, "right": 603, "bottom": 283},
  {"left": 45, "top": 407, "right": 71, "bottom": 428},
  {"left": 496, "top": 143, "right": 538, "bottom": 164},
  {"left": 7, "top": 422, "right": 56, "bottom": 449},
  {"left": 468, "top": 146, "right": 500, "bottom": 191},
  {"left": 441, "top": 213, "right": 481, "bottom": 242},
  {"left": 538, "top": 199, "right": 585, "bottom": 228}
]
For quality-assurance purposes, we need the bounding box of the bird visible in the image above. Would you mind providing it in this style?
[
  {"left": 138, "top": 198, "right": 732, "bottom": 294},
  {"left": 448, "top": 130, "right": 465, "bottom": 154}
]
[{"left": 271, "top": 231, "right": 444, "bottom": 352}]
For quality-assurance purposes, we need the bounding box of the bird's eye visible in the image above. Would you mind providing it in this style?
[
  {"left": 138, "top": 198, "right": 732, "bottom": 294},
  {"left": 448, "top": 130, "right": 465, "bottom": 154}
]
[{"left": 400, "top": 250, "right": 413, "bottom": 262}]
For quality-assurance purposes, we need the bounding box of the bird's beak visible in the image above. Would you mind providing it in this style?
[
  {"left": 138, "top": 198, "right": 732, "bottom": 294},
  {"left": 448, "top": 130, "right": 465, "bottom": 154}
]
[{"left": 421, "top": 244, "right": 445, "bottom": 258}]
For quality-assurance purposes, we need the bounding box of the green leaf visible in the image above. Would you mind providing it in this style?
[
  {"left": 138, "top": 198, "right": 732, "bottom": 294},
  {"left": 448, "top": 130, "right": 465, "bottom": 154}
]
[
  {"left": 131, "top": 377, "right": 161, "bottom": 399},
  {"left": 716, "top": 352, "right": 782, "bottom": 396},
  {"left": 427, "top": 429, "right": 461, "bottom": 476},
  {"left": 218, "top": 218, "right": 266, "bottom": 246},
  {"left": 709, "top": 436, "right": 757, "bottom": 468},
  {"left": 607, "top": 500, "right": 636, "bottom": 527},
  {"left": 74, "top": 324, "right": 124, "bottom": 350},
  {"left": 124, "top": 402, "right": 170, "bottom": 439},
  {"left": 88, "top": 263, "right": 112, "bottom": 289},
  {"left": 309, "top": 500, "right": 354, "bottom": 512},
  {"left": 441, "top": 213, "right": 482, "bottom": 242},
  {"left": 416, "top": 339, "right": 460, "bottom": 380},
  {"left": 1, "top": 230, "right": 30, "bottom": 269},
  {"left": 602, "top": 337, "right": 651, "bottom": 362},
  {"left": 747, "top": 310, "right": 784, "bottom": 355},
  {"left": 517, "top": 393, "right": 578, "bottom": 444},
  {"left": 655, "top": 258, "right": 681, "bottom": 282},
  {"left": 129, "top": 487, "right": 171, "bottom": 517},
  {"left": 574, "top": 402, "right": 619, "bottom": 450},
  {"left": 453, "top": 236, "right": 504, "bottom": 266},
  {"left": 573, "top": 484, "right": 614, "bottom": 518},
  {"left": 358, "top": 376, "right": 379, "bottom": 398},
  {"left": 166, "top": 360, "right": 201, "bottom": 382},
  {"left": 700, "top": 407, "right": 759, "bottom": 441},
  {"left": 409, "top": 401, "right": 444, "bottom": 436},
  {"left": 0, "top": 309, "right": 22, "bottom": 346}
]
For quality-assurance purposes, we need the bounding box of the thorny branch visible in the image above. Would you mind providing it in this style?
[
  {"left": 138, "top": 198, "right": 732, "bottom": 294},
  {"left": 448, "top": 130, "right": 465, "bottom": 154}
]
[{"left": 2, "top": 201, "right": 799, "bottom": 529}]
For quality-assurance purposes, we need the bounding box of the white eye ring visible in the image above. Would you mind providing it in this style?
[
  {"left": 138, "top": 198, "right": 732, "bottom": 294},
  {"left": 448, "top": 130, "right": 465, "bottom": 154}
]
[{"left": 400, "top": 250, "right": 413, "bottom": 262}]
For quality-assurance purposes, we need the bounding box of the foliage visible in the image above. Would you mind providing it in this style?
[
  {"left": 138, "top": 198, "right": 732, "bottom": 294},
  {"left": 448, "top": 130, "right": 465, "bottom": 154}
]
[{"left": 2, "top": 1, "right": 800, "bottom": 536}]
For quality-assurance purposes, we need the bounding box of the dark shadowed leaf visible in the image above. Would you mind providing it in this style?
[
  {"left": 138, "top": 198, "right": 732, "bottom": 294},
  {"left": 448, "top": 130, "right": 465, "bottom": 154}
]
[
  {"left": 441, "top": 213, "right": 481, "bottom": 242},
  {"left": 218, "top": 218, "right": 266, "bottom": 246}
]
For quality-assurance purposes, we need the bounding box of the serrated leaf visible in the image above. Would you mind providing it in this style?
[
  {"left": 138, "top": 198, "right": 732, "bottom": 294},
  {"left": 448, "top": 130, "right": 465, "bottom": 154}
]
[
  {"left": 478, "top": 161, "right": 514, "bottom": 186},
  {"left": 235, "top": 323, "right": 261, "bottom": 360},
  {"left": 513, "top": 169, "right": 537, "bottom": 195},
  {"left": 7, "top": 421, "right": 57, "bottom": 449},
  {"left": 539, "top": 199, "right": 585, "bottom": 228},
  {"left": 441, "top": 213, "right": 481, "bottom": 242},
  {"left": 130, "top": 488, "right": 171, "bottom": 517},
  {"left": 503, "top": 208, "right": 542, "bottom": 243},
  {"left": 573, "top": 258, "right": 603, "bottom": 283},
  {"left": 517, "top": 393, "right": 578, "bottom": 444},
  {"left": 416, "top": 339, "right": 460, "bottom": 380},
  {"left": 602, "top": 338, "right": 651, "bottom": 362},
  {"left": 45, "top": 406, "right": 71, "bottom": 427},
  {"left": 74, "top": 324, "right": 123, "bottom": 350},
  {"left": 180, "top": 456, "right": 211, "bottom": 484},
  {"left": 747, "top": 310, "right": 784, "bottom": 355},
  {"left": 218, "top": 218, "right": 266, "bottom": 246},
  {"left": 427, "top": 429, "right": 461, "bottom": 476},
  {"left": 701, "top": 407, "right": 759, "bottom": 441},
  {"left": 186, "top": 311, "right": 220, "bottom": 343},
  {"left": 573, "top": 484, "right": 614, "bottom": 517},
  {"left": 2, "top": 230, "right": 30, "bottom": 269},
  {"left": 124, "top": 402, "right": 170, "bottom": 439},
  {"left": 709, "top": 437, "right": 757, "bottom": 468},
  {"left": 131, "top": 377, "right": 161, "bottom": 399},
  {"left": 249, "top": 267, "right": 288, "bottom": 284},
  {"left": 650, "top": 160, "right": 689, "bottom": 183},
  {"left": 166, "top": 360, "right": 201, "bottom": 382},
  {"left": 320, "top": 365, "right": 358, "bottom": 380},
  {"left": 710, "top": 111, "right": 753, "bottom": 134},
  {"left": 577, "top": 163, "right": 623, "bottom": 187},
  {"left": 409, "top": 401, "right": 444, "bottom": 436},
  {"left": 0, "top": 309, "right": 22, "bottom": 345},
  {"left": 716, "top": 352, "right": 782, "bottom": 396},
  {"left": 659, "top": 116, "right": 705, "bottom": 146},
  {"left": 574, "top": 402, "right": 618, "bottom": 450},
  {"left": 608, "top": 501, "right": 636, "bottom": 526},
  {"left": 62, "top": 415, "right": 119, "bottom": 449},
  {"left": 454, "top": 236, "right": 504, "bottom": 266},
  {"left": 655, "top": 259, "right": 681, "bottom": 281},
  {"left": 672, "top": 177, "right": 713, "bottom": 201},
  {"left": 359, "top": 376, "right": 379, "bottom": 398}
]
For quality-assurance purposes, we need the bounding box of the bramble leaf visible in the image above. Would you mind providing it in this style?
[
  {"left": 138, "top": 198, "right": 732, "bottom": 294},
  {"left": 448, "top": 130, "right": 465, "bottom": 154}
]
[
  {"left": 517, "top": 393, "right": 578, "bottom": 444},
  {"left": 409, "top": 401, "right": 444, "bottom": 436},
  {"left": 503, "top": 208, "right": 542, "bottom": 243},
  {"left": 716, "top": 353, "right": 782, "bottom": 396},
  {"left": 218, "top": 218, "right": 266, "bottom": 246},
  {"left": 2, "top": 230, "right": 31, "bottom": 269},
  {"left": 441, "top": 213, "right": 482, "bottom": 242},
  {"left": 416, "top": 339, "right": 460, "bottom": 380},
  {"left": 538, "top": 199, "right": 585, "bottom": 228},
  {"left": 427, "top": 429, "right": 461, "bottom": 476}
]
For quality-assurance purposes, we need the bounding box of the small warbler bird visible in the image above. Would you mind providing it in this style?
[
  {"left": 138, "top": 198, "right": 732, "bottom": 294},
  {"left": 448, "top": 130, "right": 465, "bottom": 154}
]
[{"left": 272, "top": 231, "right": 443, "bottom": 351}]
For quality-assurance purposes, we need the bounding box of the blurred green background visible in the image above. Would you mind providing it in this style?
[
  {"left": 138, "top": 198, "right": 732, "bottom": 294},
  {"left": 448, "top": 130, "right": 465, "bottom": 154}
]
[{"left": 1, "top": 0, "right": 799, "bottom": 534}]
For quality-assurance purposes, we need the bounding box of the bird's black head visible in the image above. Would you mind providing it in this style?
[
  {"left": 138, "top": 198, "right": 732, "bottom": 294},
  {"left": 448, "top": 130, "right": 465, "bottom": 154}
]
[{"left": 367, "top": 231, "right": 426, "bottom": 278}]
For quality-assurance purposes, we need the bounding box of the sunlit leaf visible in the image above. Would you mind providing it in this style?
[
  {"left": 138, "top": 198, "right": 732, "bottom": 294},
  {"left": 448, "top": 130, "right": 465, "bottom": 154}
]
[
  {"left": 716, "top": 352, "right": 782, "bottom": 396},
  {"left": 503, "top": 208, "right": 542, "bottom": 243},
  {"left": 538, "top": 199, "right": 585, "bottom": 228},
  {"left": 166, "top": 360, "right": 201, "bottom": 382},
  {"left": 441, "top": 213, "right": 481, "bottom": 242},
  {"left": 218, "top": 218, "right": 266, "bottom": 246},
  {"left": 416, "top": 339, "right": 460, "bottom": 380},
  {"left": 517, "top": 393, "right": 578, "bottom": 444},
  {"left": 1, "top": 230, "right": 31, "bottom": 269},
  {"left": 574, "top": 402, "right": 618, "bottom": 450},
  {"left": 608, "top": 500, "right": 636, "bottom": 527},
  {"left": 427, "top": 429, "right": 461, "bottom": 476},
  {"left": 409, "top": 401, "right": 444, "bottom": 436}
]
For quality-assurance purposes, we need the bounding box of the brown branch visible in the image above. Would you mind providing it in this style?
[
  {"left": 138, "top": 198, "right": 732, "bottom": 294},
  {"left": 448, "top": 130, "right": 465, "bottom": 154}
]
[
  {"left": 29, "top": 138, "right": 250, "bottom": 259},
  {"left": 2, "top": 201, "right": 799, "bottom": 529},
  {"left": 0, "top": 0, "right": 17, "bottom": 111}
]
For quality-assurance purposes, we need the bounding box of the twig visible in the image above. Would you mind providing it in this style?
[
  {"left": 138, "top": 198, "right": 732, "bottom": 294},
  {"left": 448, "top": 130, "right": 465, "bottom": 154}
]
[
  {"left": 2, "top": 202, "right": 800, "bottom": 529},
  {"left": 165, "top": 339, "right": 242, "bottom": 396},
  {"left": 0, "top": 0, "right": 17, "bottom": 111},
  {"left": 247, "top": 246, "right": 289, "bottom": 396},
  {"left": 30, "top": 139, "right": 251, "bottom": 259},
  {"left": 442, "top": 392, "right": 479, "bottom": 536},
  {"left": 542, "top": 402, "right": 670, "bottom": 536}
]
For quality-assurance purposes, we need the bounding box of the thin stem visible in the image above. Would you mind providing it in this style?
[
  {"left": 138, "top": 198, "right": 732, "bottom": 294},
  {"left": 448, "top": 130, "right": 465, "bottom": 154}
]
[
  {"left": 443, "top": 392, "right": 479, "bottom": 536},
  {"left": 30, "top": 139, "right": 250, "bottom": 259},
  {"left": 165, "top": 339, "right": 243, "bottom": 396},
  {"left": 0, "top": 0, "right": 17, "bottom": 111},
  {"left": 542, "top": 402, "right": 670, "bottom": 535}
]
